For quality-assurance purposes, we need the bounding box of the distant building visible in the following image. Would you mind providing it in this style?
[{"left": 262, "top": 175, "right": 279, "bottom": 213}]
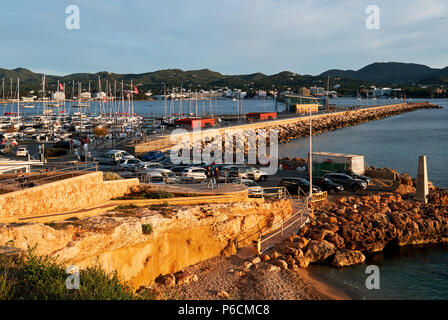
[
  {"left": 80, "top": 92, "right": 92, "bottom": 100},
  {"left": 52, "top": 92, "right": 66, "bottom": 102},
  {"left": 285, "top": 95, "right": 320, "bottom": 114},
  {"left": 299, "top": 87, "right": 310, "bottom": 96},
  {"left": 309, "top": 86, "right": 325, "bottom": 96},
  {"left": 94, "top": 92, "right": 107, "bottom": 100}
]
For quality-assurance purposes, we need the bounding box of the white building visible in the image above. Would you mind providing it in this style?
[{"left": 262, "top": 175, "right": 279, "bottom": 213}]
[
  {"left": 80, "top": 92, "right": 92, "bottom": 100},
  {"left": 52, "top": 92, "right": 66, "bottom": 102},
  {"left": 94, "top": 92, "right": 107, "bottom": 100}
]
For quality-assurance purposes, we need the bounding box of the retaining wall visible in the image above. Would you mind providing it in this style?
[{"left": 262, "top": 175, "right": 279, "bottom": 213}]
[{"left": 0, "top": 171, "right": 139, "bottom": 221}]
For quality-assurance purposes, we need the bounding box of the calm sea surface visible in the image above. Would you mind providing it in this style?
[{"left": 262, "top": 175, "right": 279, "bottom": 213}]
[{"left": 278, "top": 97, "right": 448, "bottom": 300}]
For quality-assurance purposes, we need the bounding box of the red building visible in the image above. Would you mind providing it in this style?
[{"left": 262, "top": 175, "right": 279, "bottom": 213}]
[
  {"left": 174, "top": 117, "right": 215, "bottom": 129},
  {"left": 246, "top": 112, "right": 277, "bottom": 121}
]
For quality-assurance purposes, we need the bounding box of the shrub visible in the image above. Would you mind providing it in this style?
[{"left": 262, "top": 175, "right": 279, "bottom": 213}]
[
  {"left": 142, "top": 190, "right": 174, "bottom": 199},
  {"left": 103, "top": 172, "right": 122, "bottom": 181},
  {"left": 0, "top": 248, "right": 147, "bottom": 300},
  {"left": 0, "top": 271, "right": 14, "bottom": 300},
  {"left": 142, "top": 224, "right": 153, "bottom": 235},
  {"left": 45, "top": 147, "right": 67, "bottom": 157}
]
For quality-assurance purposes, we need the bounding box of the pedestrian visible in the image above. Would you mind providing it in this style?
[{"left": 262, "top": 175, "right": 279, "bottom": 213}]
[
  {"left": 206, "top": 166, "right": 212, "bottom": 189},
  {"left": 214, "top": 167, "right": 220, "bottom": 189}
]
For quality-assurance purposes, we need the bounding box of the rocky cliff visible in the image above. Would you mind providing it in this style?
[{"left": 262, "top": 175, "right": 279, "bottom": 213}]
[{"left": 0, "top": 199, "right": 291, "bottom": 288}]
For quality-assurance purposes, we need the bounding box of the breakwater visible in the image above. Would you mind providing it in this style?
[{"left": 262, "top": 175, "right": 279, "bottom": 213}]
[
  {"left": 274, "top": 102, "right": 442, "bottom": 143},
  {"left": 127, "top": 102, "right": 442, "bottom": 155}
]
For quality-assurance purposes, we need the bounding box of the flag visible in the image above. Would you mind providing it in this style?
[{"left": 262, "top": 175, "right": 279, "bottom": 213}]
[
  {"left": 59, "top": 83, "right": 64, "bottom": 91},
  {"left": 134, "top": 86, "right": 138, "bottom": 94}
]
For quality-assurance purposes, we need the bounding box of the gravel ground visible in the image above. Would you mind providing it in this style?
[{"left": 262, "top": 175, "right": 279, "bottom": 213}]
[{"left": 153, "top": 254, "right": 349, "bottom": 300}]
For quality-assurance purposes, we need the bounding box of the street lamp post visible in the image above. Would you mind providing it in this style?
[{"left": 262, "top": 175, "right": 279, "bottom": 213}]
[{"left": 309, "top": 106, "right": 313, "bottom": 201}]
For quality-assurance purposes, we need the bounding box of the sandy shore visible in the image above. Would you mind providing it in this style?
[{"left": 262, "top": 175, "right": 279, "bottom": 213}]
[{"left": 155, "top": 253, "right": 352, "bottom": 300}]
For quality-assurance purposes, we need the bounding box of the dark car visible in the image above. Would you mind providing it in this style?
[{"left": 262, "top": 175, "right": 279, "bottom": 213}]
[
  {"left": 171, "top": 166, "right": 189, "bottom": 175},
  {"left": 277, "top": 177, "right": 322, "bottom": 196},
  {"left": 52, "top": 141, "right": 71, "bottom": 149},
  {"left": 336, "top": 170, "right": 372, "bottom": 185},
  {"left": 140, "top": 151, "right": 164, "bottom": 162},
  {"left": 323, "top": 173, "right": 367, "bottom": 191},
  {"left": 311, "top": 177, "right": 344, "bottom": 194}
]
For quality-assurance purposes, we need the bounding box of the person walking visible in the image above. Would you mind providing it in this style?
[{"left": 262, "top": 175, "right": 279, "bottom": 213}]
[
  {"left": 214, "top": 167, "right": 220, "bottom": 189},
  {"left": 206, "top": 166, "right": 213, "bottom": 189}
]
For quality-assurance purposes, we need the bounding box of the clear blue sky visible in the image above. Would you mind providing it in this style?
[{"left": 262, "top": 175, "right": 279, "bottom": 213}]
[{"left": 1, "top": 0, "right": 447, "bottom": 76}]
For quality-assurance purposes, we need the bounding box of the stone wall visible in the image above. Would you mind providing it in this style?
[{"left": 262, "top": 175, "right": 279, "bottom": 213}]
[{"left": 0, "top": 172, "right": 139, "bottom": 221}]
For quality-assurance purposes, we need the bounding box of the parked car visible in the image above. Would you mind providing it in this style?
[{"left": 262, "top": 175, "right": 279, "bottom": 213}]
[
  {"left": 223, "top": 166, "right": 268, "bottom": 182},
  {"left": 162, "top": 172, "right": 179, "bottom": 184},
  {"left": 143, "top": 167, "right": 173, "bottom": 176},
  {"left": 96, "top": 150, "right": 135, "bottom": 165},
  {"left": 15, "top": 147, "right": 29, "bottom": 157},
  {"left": 233, "top": 179, "right": 263, "bottom": 198},
  {"left": 145, "top": 171, "right": 165, "bottom": 184},
  {"left": 323, "top": 173, "right": 368, "bottom": 191},
  {"left": 335, "top": 170, "right": 372, "bottom": 185},
  {"left": 140, "top": 151, "right": 164, "bottom": 162},
  {"left": 117, "top": 158, "right": 143, "bottom": 171},
  {"left": 277, "top": 177, "right": 322, "bottom": 195},
  {"left": 171, "top": 166, "right": 189, "bottom": 175},
  {"left": 310, "top": 177, "right": 344, "bottom": 194},
  {"left": 52, "top": 141, "right": 71, "bottom": 149},
  {"left": 180, "top": 167, "right": 207, "bottom": 182},
  {"left": 137, "top": 162, "right": 165, "bottom": 170}
]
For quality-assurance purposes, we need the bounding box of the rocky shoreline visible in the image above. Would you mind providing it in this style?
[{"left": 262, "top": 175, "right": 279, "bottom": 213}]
[
  {"left": 252, "top": 184, "right": 448, "bottom": 272},
  {"left": 273, "top": 102, "right": 442, "bottom": 143}
]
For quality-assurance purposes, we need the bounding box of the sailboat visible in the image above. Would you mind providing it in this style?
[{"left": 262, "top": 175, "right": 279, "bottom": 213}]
[
  {"left": 357, "top": 88, "right": 361, "bottom": 101},
  {"left": 72, "top": 82, "right": 90, "bottom": 108}
]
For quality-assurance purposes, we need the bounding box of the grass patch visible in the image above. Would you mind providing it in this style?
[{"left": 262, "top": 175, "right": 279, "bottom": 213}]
[
  {"left": 115, "top": 190, "right": 174, "bottom": 200},
  {"left": 106, "top": 205, "right": 139, "bottom": 217},
  {"left": 142, "top": 224, "right": 153, "bottom": 235},
  {"left": 45, "top": 221, "right": 82, "bottom": 230},
  {"left": 0, "top": 247, "right": 152, "bottom": 300},
  {"left": 148, "top": 202, "right": 176, "bottom": 218},
  {"left": 174, "top": 193, "right": 201, "bottom": 197}
]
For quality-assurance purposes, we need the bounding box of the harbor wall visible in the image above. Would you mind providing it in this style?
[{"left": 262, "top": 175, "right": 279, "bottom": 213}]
[
  {"left": 127, "top": 102, "right": 439, "bottom": 155},
  {"left": 0, "top": 171, "right": 139, "bottom": 222}
]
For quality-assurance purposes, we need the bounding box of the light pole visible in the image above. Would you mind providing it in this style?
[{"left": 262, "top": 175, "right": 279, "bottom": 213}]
[{"left": 309, "top": 106, "right": 313, "bottom": 201}]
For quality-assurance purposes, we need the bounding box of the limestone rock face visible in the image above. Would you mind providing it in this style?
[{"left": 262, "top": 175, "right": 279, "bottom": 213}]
[
  {"left": 305, "top": 240, "right": 336, "bottom": 263},
  {"left": 0, "top": 200, "right": 291, "bottom": 289},
  {"left": 332, "top": 250, "right": 365, "bottom": 267}
]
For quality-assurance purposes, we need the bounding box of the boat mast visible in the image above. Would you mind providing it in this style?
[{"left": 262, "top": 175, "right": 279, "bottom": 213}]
[
  {"left": 163, "top": 84, "right": 167, "bottom": 119},
  {"left": 17, "top": 78, "right": 20, "bottom": 117}
]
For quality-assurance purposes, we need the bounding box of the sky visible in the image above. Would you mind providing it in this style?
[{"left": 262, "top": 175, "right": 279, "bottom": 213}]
[{"left": 0, "top": 0, "right": 447, "bottom": 76}]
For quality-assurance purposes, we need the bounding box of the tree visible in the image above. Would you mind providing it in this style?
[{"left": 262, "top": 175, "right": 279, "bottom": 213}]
[
  {"left": 93, "top": 126, "right": 109, "bottom": 149},
  {"left": 5, "top": 125, "right": 16, "bottom": 133}
]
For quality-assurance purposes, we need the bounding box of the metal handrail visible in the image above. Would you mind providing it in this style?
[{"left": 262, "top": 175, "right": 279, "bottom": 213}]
[
  {"left": 0, "top": 162, "right": 98, "bottom": 189},
  {"left": 259, "top": 192, "right": 310, "bottom": 249}
]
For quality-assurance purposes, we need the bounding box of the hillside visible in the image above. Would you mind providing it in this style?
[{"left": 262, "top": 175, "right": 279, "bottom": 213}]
[{"left": 1, "top": 62, "right": 447, "bottom": 97}]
